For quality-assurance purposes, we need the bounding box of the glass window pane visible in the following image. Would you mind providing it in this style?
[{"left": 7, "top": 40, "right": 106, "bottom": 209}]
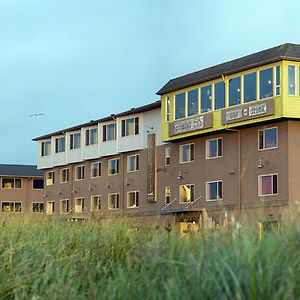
[
  {"left": 265, "top": 128, "right": 277, "bottom": 149},
  {"left": 218, "top": 181, "right": 223, "bottom": 198},
  {"left": 288, "top": 65, "right": 296, "bottom": 96},
  {"left": 126, "top": 118, "right": 135, "bottom": 135},
  {"left": 188, "top": 89, "right": 198, "bottom": 116},
  {"left": 276, "top": 66, "right": 280, "bottom": 96},
  {"left": 201, "top": 85, "right": 212, "bottom": 113},
  {"left": 74, "top": 133, "right": 81, "bottom": 148},
  {"left": 229, "top": 77, "right": 241, "bottom": 106},
  {"left": 244, "top": 72, "right": 257, "bottom": 102},
  {"left": 175, "top": 93, "right": 186, "bottom": 119},
  {"left": 262, "top": 176, "right": 272, "bottom": 195},
  {"left": 273, "top": 175, "right": 278, "bottom": 194},
  {"left": 259, "top": 68, "right": 273, "bottom": 99},
  {"left": 214, "top": 82, "right": 225, "bottom": 110},
  {"left": 209, "top": 182, "right": 217, "bottom": 200}
]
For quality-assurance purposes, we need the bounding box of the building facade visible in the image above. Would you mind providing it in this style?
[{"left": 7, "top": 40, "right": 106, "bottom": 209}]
[{"left": 0, "top": 164, "right": 44, "bottom": 213}]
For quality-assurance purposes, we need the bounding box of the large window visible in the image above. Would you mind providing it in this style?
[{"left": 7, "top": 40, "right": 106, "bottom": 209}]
[
  {"left": 127, "top": 191, "right": 139, "bottom": 208},
  {"left": 75, "top": 197, "right": 85, "bottom": 213},
  {"left": 259, "top": 68, "right": 273, "bottom": 99},
  {"left": 206, "top": 138, "right": 222, "bottom": 159},
  {"left": 108, "top": 159, "right": 119, "bottom": 175},
  {"left": 103, "top": 123, "right": 116, "bottom": 141},
  {"left": 258, "top": 127, "right": 277, "bottom": 150},
  {"left": 2, "top": 178, "right": 22, "bottom": 189},
  {"left": 244, "top": 72, "right": 256, "bottom": 103},
  {"left": 276, "top": 65, "right": 280, "bottom": 96},
  {"left": 108, "top": 193, "right": 120, "bottom": 210},
  {"left": 214, "top": 81, "right": 225, "bottom": 110},
  {"left": 165, "top": 148, "right": 170, "bottom": 166},
  {"left": 179, "top": 144, "right": 194, "bottom": 163},
  {"left": 60, "top": 168, "right": 69, "bottom": 183},
  {"left": 75, "top": 165, "right": 85, "bottom": 181},
  {"left": 206, "top": 181, "right": 223, "bottom": 201},
  {"left": 165, "top": 186, "right": 171, "bottom": 204},
  {"left": 127, "top": 154, "right": 139, "bottom": 172},
  {"left": 258, "top": 174, "right": 278, "bottom": 196},
  {"left": 288, "top": 65, "right": 296, "bottom": 96},
  {"left": 55, "top": 137, "right": 65, "bottom": 153},
  {"left": 32, "top": 202, "right": 44, "bottom": 213},
  {"left": 166, "top": 96, "right": 170, "bottom": 122},
  {"left": 46, "top": 202, "right": 54, "bottom": 215},
  {"left": 2, "top": 202, "right": 22, "bottom": 212},
  {"left": 188, "top": 89, "right": 198, "bottom": 116},
  {"left": 46, "top": 171, "right": 54, "bottom": 186},
  {"left": 201, "top": 85, "right": 212, "bottom": 113},
  {"left": 121, "top": 117, "right": 139, "bottom": 137},
  {"left": 91, "top": 195, "right": 101, "bottom": 211},
  {"left": 85, "top": 128, "right": 98, "bottom": 146},
  {"left": 32, "top": 179, "right": 44, "bottom": 189},
  {"left": 70, "top": 132, "right": 81, "bottom": 150},
  {"left": 229, "top": 77, "right": 241, "bottom": 107},
  {"left": 179, "top": 184, "right": 195, "bottom": 203},
  {"left": 91, "top": 162, "right": 101, "bottom": 178},
  {"left": 175, "top": 93, "right": 186, "bottom": 120},
  {"left": 60, "top": 199, "right": 69, "bottom": 214},
  {"left": 41, "top": 140, "right": 51, "bottom": 156}
]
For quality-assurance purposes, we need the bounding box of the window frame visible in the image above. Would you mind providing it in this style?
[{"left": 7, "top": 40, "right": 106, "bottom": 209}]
[
  {"left": 91, "top": 195, "right": 101, "bottom": 212},
  {"left": 165, "top": 147, "right": 171, "bottom": 166},
  {"left": 258, "top": 174, "right": 278, "bottom": 197},
  {"left": 60, "top": 199, "right": 70, "bottom": 214},
  {"left": 179, "top": 143, "right": 195, "bottom": 164},
  {"left": 165, "top": 186, "right": 171, "bottom": 205},
  {"left": 1, "top": 201, "right": 22, "bottom": 213},
  {"left": 108, "top": 193, "right": 120, "bottom": 210},
  {"left": 259, "top": 67, "right": 274, "bottom": 100},
  {"left": 41, "top": 140, "right": 51, "bottom": 157},
  {"left": 121, "top": 117, "right": 139, "bottom": 137},
  {"left": 32, "top": 179, "right": 44, "bottom": 190},
  {"left": 165, "top": 96, "right": 170, "bottom": 122},
  {"left": 108, "top": 158, "right": 119, "bottom": 176},
  {"left": 288, "top": 64, "right": 296, "bottom": 96},
  {"left": 127, "top": 191, "right": 139, "bottom": 209},
  {"left": 46, "top": 201, "right": 54, "bottom": 215},
  {"left": 127, "top": 154, "right": 139, "bottom": 173},
  {"left": 69, "top": 132, "right": 81, "bottom": 150},
  {"left": 179, "top": 184, "right": 195, "bottom": 204},
  {"left": 60, "top": 168, "right": 69, "bottom": 183},
  {"left": 75, "top": 165, "right": 85, "bottom": 181},
  {"left": 32, "top": 202, "right": 44, "bottom": 213},
  {"left": 55, "top": 136, "right": 66, "bottom": 153},
  {"left": 103, "top": 122, "right": 117, "bottom": 142},
  {"left": 1, "top": 178, "right": 22, "bottom": 189},
  {"left": 74, "top": 197, "right": 85, "bottom": 213},
  {"left": 206, "top": 180, "right": 223, "bottom": 201},
  {"left": 258, "top": 127, "right": 278, "bottom": 151},
  {"left": 46, "top": 171, "right": 55, "bottom": 186},
  {"left": 85, "top": 127, "right": 98, "bottom": 146},
  {"left": 206, "top": 137, "right": 223, "bottom": 159},
  {"left": 91, "top": 162, "right": 101, "bottom": 178}
]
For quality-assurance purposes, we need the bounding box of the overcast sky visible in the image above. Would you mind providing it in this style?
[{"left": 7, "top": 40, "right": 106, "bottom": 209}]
[{"left": 1, "top": 0, "right": 299, "bottom": 164}]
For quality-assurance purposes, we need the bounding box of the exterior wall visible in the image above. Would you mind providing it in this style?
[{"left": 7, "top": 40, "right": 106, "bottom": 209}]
[{"left": 0, "top": 176, "right": 44, "bottom": 213}]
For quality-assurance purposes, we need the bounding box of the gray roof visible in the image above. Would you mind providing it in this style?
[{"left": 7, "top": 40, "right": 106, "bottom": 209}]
[
  {"left": 0, "top": 164, "right": 43, "bottom": 177},
  {"left": 33, "top": 100, "right": 161, "bottom": 141},
  {"left": 157, "top": 43, "right": 300, "bottom": 95}
]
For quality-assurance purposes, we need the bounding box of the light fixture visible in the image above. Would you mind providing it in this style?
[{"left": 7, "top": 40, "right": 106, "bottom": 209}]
[
  {"left": 88, "top": 184, "right": 93, "bottom": 191},
  {"left": 125, "top": 179, "right": 130, "bottom": 186},
  {"left": 257, "top": 158, "right": 264, "bottom": 169},
  {"left": 106, "top": 181, "right": 110, "bottom": 189},
  {"left": 177, "top": 171, "right": 183, "bottom": 180}
]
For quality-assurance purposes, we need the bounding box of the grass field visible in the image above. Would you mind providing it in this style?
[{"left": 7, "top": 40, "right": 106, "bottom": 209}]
[{"left": 0, "top": 215, "right": 299, "bottom": 300}]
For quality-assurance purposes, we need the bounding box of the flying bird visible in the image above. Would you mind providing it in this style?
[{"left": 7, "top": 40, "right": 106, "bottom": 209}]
[{"left": 28, "top": 113, "right": 45, "bottom": 118}]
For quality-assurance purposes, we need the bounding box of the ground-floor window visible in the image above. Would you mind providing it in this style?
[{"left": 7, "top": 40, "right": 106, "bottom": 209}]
[
  {"left": 165, "top": 186, "right": 171, "bottom": 204},
  {"left": 2, "top": 202, "right": 22, "bottom": 212},
  {"left": 258, "top": 174, "right": 278, "bottom": 196},
  {"left": 206, "top": 181, "right": 223, "bottom": 201},
  {"left": 60, "top": 199, "right": 69, "bottom": 214},
  {"left": 108, "top": 193, "right": 120, "bottom": 210},
  {"left": 91, "top": 195, "right": 101, "bottom": 211},
  {"left": 179, "top": 184, "right": 195, "bottom": 203},
  {"left": 32, "top": 202, "right": 44, "bottom": 212},
  {"left": 46, "top": 201, "right": 54, "bottom": 215},
  {"left": 127, "top": 191, "right": 139, "bottom": 208},
  {"left": 75, "top": 197, "right": 85, "bottom": 213}
]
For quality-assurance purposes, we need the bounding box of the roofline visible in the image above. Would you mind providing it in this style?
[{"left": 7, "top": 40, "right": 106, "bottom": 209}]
[{"left": 33, "top": 100, "right": 161, "bottom": 141}]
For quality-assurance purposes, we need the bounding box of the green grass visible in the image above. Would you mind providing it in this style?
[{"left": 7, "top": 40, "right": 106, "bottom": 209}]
[{"left": 0, "top": 215, "right": 299, "bottom": 299}]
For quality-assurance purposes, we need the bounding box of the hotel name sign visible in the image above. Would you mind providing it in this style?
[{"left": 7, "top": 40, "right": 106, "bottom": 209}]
[
  {"left": 221, "top": 99, "right": 275, "bottom": 125},
  {"left": 169, "top": 113, "right": 213, "bottom": 136}
]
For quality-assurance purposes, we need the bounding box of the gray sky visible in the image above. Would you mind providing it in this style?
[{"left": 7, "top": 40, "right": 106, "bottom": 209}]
[{"left": 0, "top": 0, "right": 299, "bottom": 164}]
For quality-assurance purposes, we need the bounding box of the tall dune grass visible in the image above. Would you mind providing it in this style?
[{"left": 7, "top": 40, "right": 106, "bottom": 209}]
[{"left": 0, "top": 215, "right": 299, "bottom": 299}]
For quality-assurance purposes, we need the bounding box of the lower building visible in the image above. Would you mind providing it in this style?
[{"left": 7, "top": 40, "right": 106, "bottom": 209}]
[{"left": 0, "top": 164, "right": 44, "bottom": 213}]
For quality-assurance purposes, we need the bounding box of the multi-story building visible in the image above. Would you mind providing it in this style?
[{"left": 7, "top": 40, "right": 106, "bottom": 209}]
[{"left": 0, "top": 164, "right": 44, "bottom": 213}]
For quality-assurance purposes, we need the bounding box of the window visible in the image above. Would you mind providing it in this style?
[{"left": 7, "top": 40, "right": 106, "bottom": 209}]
[
  {"left": 60, "top": 199, "right": 69, "bottom": 214},
  {"left": 229, "top": 77, "right": 241, "bottom": 106},
  {"left": 32, "top": 179, "right": 44, "bottom": 189},
  {"left": 121, "top": 117, "right": 139, "bottom": 137},
  {"left": 175, "top": 92, "right": 186, "bottom": 120},
  {"left": 91, "top": 195, "right": 101, "bottom": 211},
  {"left": 75, "top": 165, "right": 85, "bottom": 181},
  {"left": 206, "top": 138, "right": 222, "bottom": 159},
  {"left": 32, "top": 202, "right": 44, "bottom": 213},
  {"left": 201, "top": 85, "right": 212, "bottom": 113},
  {"left": 91, "top": 162, "right": 101, "bottom": 178},
  {"left": 60, "top": 168, "right": 69, "bottom": 183},
  {"left": 70, "top": 132, "right": 81, "bottom": 150},
  {"left": 46, "top": 201, "right": 54, "bottom": 215},
  {"left": 244, "top": 72, "right": 256, "bottom": 103},
  {"left": 127, "top": 154, "right": 139, "bottom": 172},
  {"left": 179, "top": 184, "right": 195, "bottom": 203},
  {"left": 55, "top": 136, "right": 65, "bottom": 153},
  {"left": 1, "top": 178, "right": 22, "bottom": 189},
  {"left": 127, "top": 191, "right": 139, "bottom": 208},
  {"left": 188, "top": 89, "right": 198, "bottom": 116},
  {"left": 108, "top": 159, "right": 119, "bottom": 175},
  {"left": 166, "top": 96, "right": 171, "bottom": 122},
  {"left": 46, "top": 171, "right": 55, "bottom": 186},
  {"left": 288, "top": 65, "right": 296, "bottom": 96},
  {"left": 85, "top": 128, "right": 98, "bottom": 146},
  {"left": 258, "top": 127, "right": 277, "bottom": 150},
  {"left": 2, "top": 202, "right": 22, "bottom": 212},
  {"left": 276, "top": 65, "right": 280, "bottom": 96},
  {"left": 179, "top": 144, "right": 194, "bottom": 163},
  {"left": 165, "top": 186, "right": 171, "bottom": 204},
  {"left": 214, "top": 81, "right": 225, "bottom": 110},
  {"left": 165, "top": 148, "right": 170, "bottom": 166},
  {"left": 41, "top": 140, "right": 51, "bottom": 156},
  {"left": 75, "top": 197, "right": 85, "bottom": 213},
  {"left": 259, "top": 68, "right": 273, "bottom": 99},
  {"left": 206, "top": 181, "right": 223, "bottom": 201},
  {"left": 258, "top": 174, "right": 278, "bottom": 196},
  {"left": 103, "top": 123, "right": 116, "bottom": 141},
  {"left": 108, "top": 193, "right": 120, "bottom": 210}
]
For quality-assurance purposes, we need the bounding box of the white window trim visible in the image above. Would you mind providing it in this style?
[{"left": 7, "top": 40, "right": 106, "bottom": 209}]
[
  {"left": 179, "top": 143, "right": 195, "bottom": 164},
  {"left": 32, "top": 202, "right": 44, "bottom": 213},
  {"left": 75, "top": 165, "right": 85, "bottom": 181},
  {"left": 60, "top": 168, "right": 69, "bottom": 184},
  {"left": 206, "top": 137, "right": 223, "bottom": 159},
  {"left": 74, "top": 197, "right": 85, "bottom": 213},
  {"left": 85, "top": 127, "right": 98, "bottom": 146},
  {"left": 108, "top": 193, "right": 120, "bottom": 210},
  {"left": 258, "top": 127, "right": 278, "bottom": 151},
  {"left": 103, "top": 122, "right": 117, "bottom": 142},
  {"left": 60, "top": 199, "right": 69, "bottom": 214},
  {"left": 165, "top": 147, "right": 171, "bottom": 166},
  {"left": 127, "top": 191, "right": 139, "bottom": 209},
  {"left": 46, "top": 201, "right": 55, "bottom": 215},
  {"left": 69, "top": 131, "right": 81, "bottom": 150},
  {"left": 91, "top": 162, "right": 101, "bottom": 178},
  {"left": 108, "top": 158, "right": 119, "bottom": 176},
  {"left": 91, "top": 195, "right": 101, "bottom": 212},
  {"left": 288, "top": 64, "right": 296, "bottom": 96},
  {"left": 41, "top": 139, "right": 51, "bottom": 157},
  {"left": 165, "top": 186, "right": 171, "bottom": 205},
  {"left": 46, "top": 171, "right": 55, "bottom": 186},
  {"left": 32, "top": 178, "right": 44, "bottom": 190},
  {"left": 55, "top": 135, "right": 66, "bottom": 154},
  {"left": 120, "top": 116, "right": 140, "bottom": 138},
  {"left": 206, "top": 180, "right": 223, "bottom": 201},
  {"left": 165, "top": 96, "right": 170, "bottom": 123},
  {"left": 1, "top": 178, "right": 23, "bottom": 190},
  {"left": 258, "top": 173, "right": 278, "bottom": 197},
  {"left": 1, "top": 201, "right": 22, "bottom": 213},
  {"left": 127, "top": 154, "right": 139, "bottom": 173},
  {"left": 179, "top": 184, "right": 195, "bottom": 204}
]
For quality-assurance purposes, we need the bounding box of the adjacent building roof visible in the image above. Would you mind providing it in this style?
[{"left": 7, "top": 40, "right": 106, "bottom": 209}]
[
  {"left": 33, "top": 100, "right": 161, "bottom": 141},
  {"left": 157, "top": 43, "right": 300, "bottom": 95},
  {"left": 0, "top": 164, "right": 43, "bottom": 177}
]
